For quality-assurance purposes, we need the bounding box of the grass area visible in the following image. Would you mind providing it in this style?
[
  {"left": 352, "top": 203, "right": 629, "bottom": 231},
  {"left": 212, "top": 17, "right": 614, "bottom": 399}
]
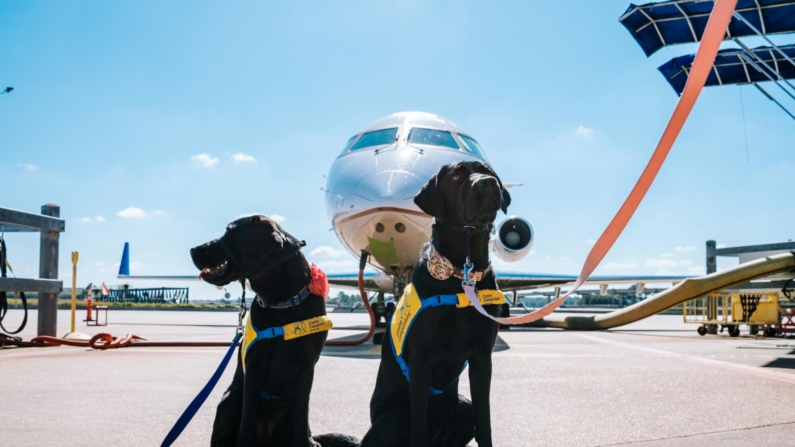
[{"left": 4, "top": 299, "right": 239, "bottom": 310}]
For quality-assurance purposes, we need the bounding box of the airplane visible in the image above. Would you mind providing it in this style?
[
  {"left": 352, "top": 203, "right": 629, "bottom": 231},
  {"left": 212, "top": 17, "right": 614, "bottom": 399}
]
[{"left": 118, "top": 111, "right": 688, "bottom": 323}]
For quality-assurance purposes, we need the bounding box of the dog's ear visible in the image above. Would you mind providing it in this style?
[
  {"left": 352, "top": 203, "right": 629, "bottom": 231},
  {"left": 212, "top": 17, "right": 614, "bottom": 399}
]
[
  {"left": 414, "top": 165, "right": 448, "bottom": 217},
  {"left": 501, "top": 187, "right": 511, "bottom": 214}
]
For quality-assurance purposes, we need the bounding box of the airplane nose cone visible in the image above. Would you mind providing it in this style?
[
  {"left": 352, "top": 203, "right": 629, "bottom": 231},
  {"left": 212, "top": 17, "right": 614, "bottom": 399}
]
[{"left": 354, "top": 170, "right": 424, "bottom": 203}]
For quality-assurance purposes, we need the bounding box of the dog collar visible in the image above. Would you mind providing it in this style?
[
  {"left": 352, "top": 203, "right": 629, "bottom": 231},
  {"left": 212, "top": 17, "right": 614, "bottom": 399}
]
[
  {"left": 256, "top": 285, "right": 310, "bottom": 309},
  {"left": 256, "top": 264, "right": 329, "bottom": 309},
  {"left": 426, "top": 245, "right": 491, "bottom": 282}
]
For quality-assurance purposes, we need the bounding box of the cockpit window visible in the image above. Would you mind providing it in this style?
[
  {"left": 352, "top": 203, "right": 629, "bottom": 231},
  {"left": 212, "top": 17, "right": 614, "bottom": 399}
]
[
  {"left": 407, "top": 128, "right": 459, "bottom": 149},
  {"left": 350, "top": 127, "right": 399, "bottom": 151},
  {"left": 459, "top": 135, "right": 487, "bottom": 159},
  {"left": 339, "top": 135, "right": 359, "bottom": 156}
]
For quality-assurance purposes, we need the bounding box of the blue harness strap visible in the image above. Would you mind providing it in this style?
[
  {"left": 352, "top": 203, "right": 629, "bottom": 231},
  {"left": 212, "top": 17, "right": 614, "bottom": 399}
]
[
  {"left": 391, "top": 293, "right": 465, "bottom": 395},
  {"left": 160, "top": 332, "right": 242, "bottom": 447}
]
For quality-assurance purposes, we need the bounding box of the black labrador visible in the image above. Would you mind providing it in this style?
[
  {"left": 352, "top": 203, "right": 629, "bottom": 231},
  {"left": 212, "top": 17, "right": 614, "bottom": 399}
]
[
  {"left": 191, "top": 215, "right": 358, "bottom": 447},
  {"left": 361, "top": 161, "right": 510, "bottom": 447}
]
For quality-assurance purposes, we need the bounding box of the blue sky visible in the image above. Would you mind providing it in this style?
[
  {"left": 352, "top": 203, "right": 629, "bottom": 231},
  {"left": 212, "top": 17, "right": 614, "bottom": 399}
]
[{"left": 2, "top": 1, "right": 794, "bottom": 301}]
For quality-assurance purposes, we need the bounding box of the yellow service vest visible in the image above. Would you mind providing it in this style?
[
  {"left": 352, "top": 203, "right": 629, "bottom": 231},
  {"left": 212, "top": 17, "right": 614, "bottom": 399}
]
[
  {"left": 389, "top": 283, "right": 505, "bottom": 394},
  {"left": 241, "top": 315, "right": 333, "bottom": 373}
]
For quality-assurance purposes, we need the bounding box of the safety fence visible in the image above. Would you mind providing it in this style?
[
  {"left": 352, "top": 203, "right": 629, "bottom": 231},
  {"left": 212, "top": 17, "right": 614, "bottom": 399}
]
[{"left": 101, "top": 287, "right": 189, "bottom": 304}]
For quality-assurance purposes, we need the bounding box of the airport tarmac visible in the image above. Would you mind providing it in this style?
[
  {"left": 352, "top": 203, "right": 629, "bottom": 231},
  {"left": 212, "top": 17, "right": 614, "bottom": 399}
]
[{"left": 2, "top": 309, "right": 794, "bottom": 446}]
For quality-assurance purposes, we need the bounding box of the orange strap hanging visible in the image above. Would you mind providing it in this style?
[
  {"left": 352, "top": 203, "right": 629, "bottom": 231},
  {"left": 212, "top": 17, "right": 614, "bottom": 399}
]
[{"left": 467, "top": 0, "right": 739, "bottom": 325}]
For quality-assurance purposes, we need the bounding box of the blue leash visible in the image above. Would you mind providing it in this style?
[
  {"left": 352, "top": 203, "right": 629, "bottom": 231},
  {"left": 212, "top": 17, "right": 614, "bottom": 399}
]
[{"left": 160, "top": 332, "right": 242, "bottom": 447}]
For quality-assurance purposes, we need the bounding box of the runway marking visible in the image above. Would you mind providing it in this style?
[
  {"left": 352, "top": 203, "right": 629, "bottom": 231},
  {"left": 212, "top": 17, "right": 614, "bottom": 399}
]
[
  {"left": 579, "top": 334, "right": 795, "bottom": 386},
  {"left": 595, "top": 420, "right": 795, "bottom": 446}
]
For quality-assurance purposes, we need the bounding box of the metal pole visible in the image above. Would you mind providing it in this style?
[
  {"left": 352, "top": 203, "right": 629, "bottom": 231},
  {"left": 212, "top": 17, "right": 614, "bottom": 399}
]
[
  {"left": 732, "top": 11, "right": 795, "bottom": 70},
  {"left": 706, "top": 240, "right": 718, "bottom": 334},
  {"left": 752, "top": 82, "right": 795, "bottom": 121},
  {"left": 738, "top": 52, "right": 795, "bottom": 103},
  {"left": 38, "top": 204, "right": 60, "bottom": 336},
  {"left": 734, "top": 38, "right": 795, "bottom": 95}
]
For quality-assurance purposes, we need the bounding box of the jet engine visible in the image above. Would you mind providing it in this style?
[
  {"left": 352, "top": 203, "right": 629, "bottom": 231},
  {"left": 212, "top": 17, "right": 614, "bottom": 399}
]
[{"left": 491, "top": 217, "right": 534, "bottom": 263}]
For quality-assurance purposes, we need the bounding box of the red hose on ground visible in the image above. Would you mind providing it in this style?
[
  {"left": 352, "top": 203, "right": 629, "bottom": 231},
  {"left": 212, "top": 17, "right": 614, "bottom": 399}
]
[
  {"left": 1, "top": 254, "right": 378, "bottom": 350},
  {"left": 325, "top": 266, "right": 376, "bottom": 346}
]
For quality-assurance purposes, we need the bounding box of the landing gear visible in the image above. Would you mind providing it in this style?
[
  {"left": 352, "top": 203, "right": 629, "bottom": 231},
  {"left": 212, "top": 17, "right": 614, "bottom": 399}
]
[{"left": 374, "top": 292, "right": 387, "bottom": 328}]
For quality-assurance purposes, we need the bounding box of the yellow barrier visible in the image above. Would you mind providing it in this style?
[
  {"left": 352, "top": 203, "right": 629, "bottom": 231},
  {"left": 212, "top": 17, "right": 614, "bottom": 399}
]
[
  {"left": 70, "top": 251, "right": 78, "bottom": 334},
  {"left": 530, "top": 252, "right": 795, "bottom": 330}
]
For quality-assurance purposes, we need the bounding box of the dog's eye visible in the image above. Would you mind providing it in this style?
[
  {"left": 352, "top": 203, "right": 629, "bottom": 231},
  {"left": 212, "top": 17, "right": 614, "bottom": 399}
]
[{"left": 452, "top": 174, "right": 460, "bottom": 181}]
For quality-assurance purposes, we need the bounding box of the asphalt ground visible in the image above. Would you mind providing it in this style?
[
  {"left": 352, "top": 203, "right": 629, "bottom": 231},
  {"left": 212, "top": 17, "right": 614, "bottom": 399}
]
[{"left": 1, "top": 309, "right": 794, "bottom": 446}]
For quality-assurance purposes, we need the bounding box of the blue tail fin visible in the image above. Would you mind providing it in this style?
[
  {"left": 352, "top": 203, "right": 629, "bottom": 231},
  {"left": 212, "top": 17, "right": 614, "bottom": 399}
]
[{"left": 119, "top": 242, "right": 130, "bottom": 276}]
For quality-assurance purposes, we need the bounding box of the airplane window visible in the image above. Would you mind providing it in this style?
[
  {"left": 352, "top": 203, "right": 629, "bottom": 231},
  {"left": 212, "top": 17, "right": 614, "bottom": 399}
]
[
  {"left": 350, "top": 128, "right": 399, "bottom": 150},
  {"left": 459, "top": 135, "right": 487, "bottom": 159},
  {"left": 339, "top": 135, "right": 359, "bottom": 156},
  {"left": 407, "top": 128, "right": 459, "bottom": 149}
]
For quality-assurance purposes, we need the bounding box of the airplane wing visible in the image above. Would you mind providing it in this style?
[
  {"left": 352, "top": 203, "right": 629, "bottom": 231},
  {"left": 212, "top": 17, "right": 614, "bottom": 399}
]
[
  {"left": 327, "top": 271, "right": 393, "bottom": 292},
  {"left": 495, "top": 271, "right": 690, "bottom": 293},
  {"left": 115, "top": 242, "right": 201, "bottom": 281},
  {"left": 327, "top": 266, "right": 689, "bottom": 294}
]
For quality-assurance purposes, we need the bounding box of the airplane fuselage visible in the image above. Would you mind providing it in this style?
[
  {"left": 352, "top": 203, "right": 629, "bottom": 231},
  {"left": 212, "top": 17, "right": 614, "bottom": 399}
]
[{"left": 324, "top": 112, "right": 488, "bottom": 294}]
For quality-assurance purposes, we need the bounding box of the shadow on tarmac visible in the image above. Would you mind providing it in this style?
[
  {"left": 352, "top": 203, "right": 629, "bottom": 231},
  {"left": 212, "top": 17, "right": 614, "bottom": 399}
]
[{"left": 321, "top": 334, "right": 510, "bottom": 359}]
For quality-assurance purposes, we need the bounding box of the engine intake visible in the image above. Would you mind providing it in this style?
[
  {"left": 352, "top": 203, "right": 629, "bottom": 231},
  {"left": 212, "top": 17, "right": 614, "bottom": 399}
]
[{"left": 491, "top": 217, "right": 534, "bottom": 263}]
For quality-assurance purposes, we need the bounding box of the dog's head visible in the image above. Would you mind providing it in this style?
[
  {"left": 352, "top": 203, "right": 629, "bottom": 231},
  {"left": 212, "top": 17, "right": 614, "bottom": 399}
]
[
  {"left": 190, "top": 215, "right": 305, "bottom": 287},
  {"left": 414, "top": 161, "right": 510, "bottom": 227}
]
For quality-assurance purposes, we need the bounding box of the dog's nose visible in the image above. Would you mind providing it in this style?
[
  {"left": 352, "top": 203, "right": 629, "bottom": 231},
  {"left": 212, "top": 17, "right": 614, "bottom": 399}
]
[{"left": 477, "top": 177, "right": 497, "bottom": 189}]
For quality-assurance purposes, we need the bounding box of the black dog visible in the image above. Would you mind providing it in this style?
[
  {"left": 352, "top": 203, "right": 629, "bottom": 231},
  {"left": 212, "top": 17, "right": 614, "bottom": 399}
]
[
  {"left": 361, "top": 161, "right": 510, "bottom": 447},
  {"left": 191, "top": 215, "right": 359, "bottom": 447}
]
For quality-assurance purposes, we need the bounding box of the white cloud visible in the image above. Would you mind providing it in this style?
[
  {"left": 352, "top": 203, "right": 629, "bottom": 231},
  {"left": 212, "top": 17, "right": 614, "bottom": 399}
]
[
  {"left": 646, "top": 258, "right": 693, "bottom": 268},
  {"left": 676, "top": 246, "right": 696, "bottom": 253},
  {"left": 232, "top": 153, "right": 256, "bottom": 163},
  {"left": 235, "top": 212, "right": 284, "bottom": 222},
  {"left": 604, "top": 261, "right": 638, "bottom": 269},
  {"left": 20, "top": 163, "right": 39, "bottom": 171},
  {"left": 191, "top": 153, "right": 219, "bottom": 167},
  {"left": 117, "top": 207, "right": 147, "bottom": 219},
  {"left": 315, "top": 259, "right": 358, "bottom": 272},
  {"left": 646, "top": 258, "right": 678, "bottom": 268},
  {"left": 574, "top": 125, "right": 595, "bottom": 138},
  {"left": 584, "top": 239, "right": 596, "bottom": 245},
  {"left": 310, "top": 246, "right": 346, "bottom": 258},
  {"left": 79, "top": 216, "right": 107, "bottom": 223}
]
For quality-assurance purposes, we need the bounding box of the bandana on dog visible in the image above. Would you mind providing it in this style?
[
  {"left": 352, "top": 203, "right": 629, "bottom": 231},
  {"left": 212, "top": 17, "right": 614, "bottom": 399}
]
[
  {"left": 426, "top": 245, "right": 490, "bottom": 282},
  {"left": 308, "top": 263, "right": 329, "bottom": 298}
]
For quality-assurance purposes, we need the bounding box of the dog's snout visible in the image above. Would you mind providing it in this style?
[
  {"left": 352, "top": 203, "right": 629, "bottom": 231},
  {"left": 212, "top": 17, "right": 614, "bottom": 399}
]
[{"left": 477, "top": 177, "right": 497, "bottom": 189}]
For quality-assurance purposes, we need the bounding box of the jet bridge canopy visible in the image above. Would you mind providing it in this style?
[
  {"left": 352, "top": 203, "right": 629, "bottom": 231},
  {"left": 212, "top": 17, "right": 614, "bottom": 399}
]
[
  {"left": 659, "top": 44, "right": 795, "bottom": 94},
  {"left": 620, "top": 0, "right": 795, "bottom": 56}
]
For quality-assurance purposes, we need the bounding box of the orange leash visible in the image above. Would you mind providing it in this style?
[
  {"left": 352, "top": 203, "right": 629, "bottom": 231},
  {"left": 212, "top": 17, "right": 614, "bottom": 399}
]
[{"left": 467, "top": 0, "right": 739, "bottom": 325}]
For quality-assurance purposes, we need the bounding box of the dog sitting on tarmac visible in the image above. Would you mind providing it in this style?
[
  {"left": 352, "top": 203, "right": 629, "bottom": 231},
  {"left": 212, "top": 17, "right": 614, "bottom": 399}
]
[
  {"left": 191, "top": 215, "right": 359, "bottom": 447},
  {"left": 360, "top": 161, "right": 510, "bottom": 447}
]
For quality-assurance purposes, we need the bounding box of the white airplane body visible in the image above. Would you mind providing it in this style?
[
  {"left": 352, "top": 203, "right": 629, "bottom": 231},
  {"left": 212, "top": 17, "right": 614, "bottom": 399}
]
[{"left": 119, "top": 111, "right": 687, "bottom": 305}]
